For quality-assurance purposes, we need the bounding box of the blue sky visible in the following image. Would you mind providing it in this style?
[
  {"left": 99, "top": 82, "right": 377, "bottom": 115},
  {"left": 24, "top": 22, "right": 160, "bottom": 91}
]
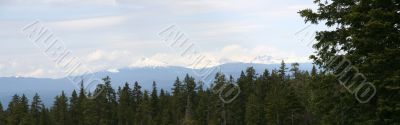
[{"left": 0, "top": 0, "right": 323, "bottom": 78}]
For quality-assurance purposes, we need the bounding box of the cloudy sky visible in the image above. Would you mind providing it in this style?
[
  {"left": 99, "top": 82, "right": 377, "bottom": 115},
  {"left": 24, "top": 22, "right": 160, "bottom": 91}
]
[{"left": 0, "top": 0, "right": 324, "bottom": 78}]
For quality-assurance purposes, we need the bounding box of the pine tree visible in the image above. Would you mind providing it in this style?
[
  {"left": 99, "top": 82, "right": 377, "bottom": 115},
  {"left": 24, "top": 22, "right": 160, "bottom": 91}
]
[
  {"left": 16, "top": 94, "right": 31, "bottom": 125},
  {"left": 195, "top": 81, "right": 209, "bottom": 125},
  {"left": 278, "top": 60, "right": 287, "bottom": 82},
  {"left": 244, "top": 68, "right": 271, "bottom": 125},
  {"left": 182, "top": 74, "right": 196, "bottom": 125},
  {"left": 69, "top": 90, "right": 80, "bottom": 125},
  {"left": 231, "top": 71, "right": 246, "bottom": 125},
  {"left": 310, "top": 65, "right": 317, "bottom": 80},
  {"left": 159, "top": 89, "right": 174, "bottom": 125},
  {"left": 245, "top": 67, "right": 256, "bottom": 90},
  {"left": 265, "top": 70, "right": 289, "bottom": 125},
  {"left": 254, "top": 70, "right": 269, "bottom": 125},
  {"left": 117, "top": 82, "right": 132, "bottom": 125},
  {"left": 7, "top": 94, "right": 21, "bottom": 125},
  {"left": 300, "top": 0, "right": 400, "bottom": 123},
  {"left": 31, "top": 93, "right": 43, "bottom": 125},
  {"left": 77, "top": 82, "right": 86, "bottom": 125},
  {"left": 139, "top": 90, "right": 152, "bottom": 125},
  {"left": 96, "top": 76, "right": 118, "bottom": 125},
  {"left": 225, "top": 75, "right": 239, "bottom": 125},
  {"left": 245, "top": 93, "right": 259, "bottom": 125},
  {"left": 244, "top": 67, "right": 257, "bottom": 125},
  {"left": 171, "top": 77, "right": 185, "bottom": 124},
  {"left": 82, "top": 92, "right": 99, "bottom": 125},
  {"left": 52, "top": 91, "right": 69, "bottom": 125},
  {"left": 150, "top": 81, "right": 160, "bottom": 125},
  {"left": 132, "top": 81, "right": 142, "bottom": 125},
  {"left": 20, "top": 94, "right": 30, "bottom": 115},
  {"left": 212, "top": 72, "right": 228, "bottom": 125},
  {"left": 39, "top": 107, "right": 50, "bottom": 125},
  {"left": 290, "top": 63, "right": 300, "bottom": 79}
]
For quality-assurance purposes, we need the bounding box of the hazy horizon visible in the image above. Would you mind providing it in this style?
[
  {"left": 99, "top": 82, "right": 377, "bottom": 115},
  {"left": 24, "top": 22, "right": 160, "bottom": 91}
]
[{"left": 0, "top": 0, "right": 325, "bottom": 78}]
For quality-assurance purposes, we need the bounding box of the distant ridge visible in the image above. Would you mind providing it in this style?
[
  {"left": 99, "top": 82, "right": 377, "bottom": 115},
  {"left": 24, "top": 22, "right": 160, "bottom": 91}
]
[{"left": 0, "top": 62, "right": 313, "bottom": 107}]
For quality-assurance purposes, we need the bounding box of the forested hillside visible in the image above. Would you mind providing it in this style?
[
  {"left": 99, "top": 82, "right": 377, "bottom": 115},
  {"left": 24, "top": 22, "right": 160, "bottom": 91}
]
[{"left": 0, "top": 62, "right": 365, "bottom": 125}]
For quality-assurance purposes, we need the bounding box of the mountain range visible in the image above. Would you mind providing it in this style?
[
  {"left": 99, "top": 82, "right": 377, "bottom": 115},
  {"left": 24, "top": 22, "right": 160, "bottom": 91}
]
[{"left": 0, "top": 62, "right": 313, "bottom": 107}]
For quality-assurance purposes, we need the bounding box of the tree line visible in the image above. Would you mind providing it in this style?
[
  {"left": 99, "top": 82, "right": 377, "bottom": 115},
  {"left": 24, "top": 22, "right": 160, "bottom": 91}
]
[{"left": 0, "top": 61, "right": 376, "bottom": 125}]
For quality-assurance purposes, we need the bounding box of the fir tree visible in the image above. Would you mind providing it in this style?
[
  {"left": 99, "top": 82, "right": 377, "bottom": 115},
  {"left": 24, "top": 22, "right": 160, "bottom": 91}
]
[
  {"left": 31, "top": 93, "right": 43, "bottom": 125},
  {"left": 139, "top": 90, "right": 152, "bottom": 125},
  {"left": 245, "top": 93, "right": 260, "bottom": 125},
  {"left": 182, "top": 74, "right": 196, "bottom": 125},
  {"left": 83, "top": 92, "right": 99, "bottom": 125},
  {"left": 171, "top": 77, "right": 185, "bottom": 124},
  {"left": 7, "top": 94, "right": 21, "bottom": 125},
  {"left": 132, "top": 81, "right": 142, "bottom": 125},
  {"left": 77, "top": 82, "right": 86, "bottom": 125},
  {"left": 278, "top": 60, "right": 288, "bottom": 82},
  {"left": 117, "top": 82, "right": 132, "bottom": 125},
  {"left": 69, "top": 90, "right": 80, "bottom": 125},
  {"left": 300, "top": 0, "right": 400, "bottom": 123},
  {"left": 39, "top": 107, "right": 50, "bottom": 125},
  {"left": 150, "top": 81, "right": 160, "bottom": 125},
  {"left": 194, "top": 82, "right": 209, "bottom": 125},
  {"left": 95, "top": 76, "right": 118, "bottom": 125},
  {"left": 52, "top": 91, "right": 69, "bottom": 125},
  {"left": 159, "top": 89, "right": 174, "bottom": 125},
  {"left": 231, "top": 71, "right": 246, "bottom": 125}
]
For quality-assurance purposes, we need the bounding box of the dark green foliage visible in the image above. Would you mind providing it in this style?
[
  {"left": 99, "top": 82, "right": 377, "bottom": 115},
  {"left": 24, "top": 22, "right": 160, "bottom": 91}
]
[
  {"left": 6, "top": 94, "right": 29, "bottom": 125},
  {"left": 52, "top": 91, "right": 69, "bottom": 125},
  {"left": 139, "top": 90, "right": 152, "bottom": 125},
  {"left": 150, "top": 81, "right": 160, "bottom": 125},
  {"left": 39, "top": 107, "right": 50, "bottom": 125},
  {"left": 159, "top": 89, "right": 174, "bottom": 125},
  {"left": 171, "top": 77, "right": 185, "bottom": 124},
  {"left": 131, "top": 81, "right": 142, "bottom": 125},
  {"left": 0, "top": 101, "right": 5, "bottom": 125},
  {"left": 82, "top": 92, "right": 99, "bottom": 125},
  {"left": 299, "top": 0, "right": 400, "bottom": 124},
  {"left": 194, "top": 82, "right": 209, "bottom": 125},
  {"left": 31, "top": 93, "right": 43, "bottom": 125},
  {"left": 0, "top": 60, "right": 394, "bottom": 125},
  {"left": 117, "top": 82, "right": 132, "bottom": 125},
  {"left": 69, "top": 90, "right": 79, "bottom": 125},
  {"left": 182, "top": 74, "right": 196, "bottom": 125},
  {"left": 95, "top": 76, "right": 118, "bottom": 125}
]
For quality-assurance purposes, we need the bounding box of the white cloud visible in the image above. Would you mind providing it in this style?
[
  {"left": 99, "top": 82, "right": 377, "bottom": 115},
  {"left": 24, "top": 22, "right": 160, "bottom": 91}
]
[
  {"left": 48, "top": 15, "right": 127, "bottom": 30},
  {"left": 214, "top": 44, "right": 309, "bottom": 64},
  {"left": 26, "top": 68, "right": 45, "bottom": 77},
  {"left": 128, "top": 44, "right": 310, "bottom": 69},
  {"left": 107, "top": 68, "right": 119, "bottom": 73},
  {"left": 0, "top": 44, "right": 311, "bottom": 78},
  {"left": 83, "top": 49, "right": 135, "bottom": 71},
  {"left": 0, "top": 0, "right": 317, "bottom": 78},
  {"left": 0, "top": 60, "right": 64, "bottom": 78},
  {"left": 191, "top": 21, "right": 265, "bottom": 38},
  {"left": 129, "top": 56, "right": 169, "bottom": 68},
  {"left": 117, "top": 44, "right": 307, "bottom": 70},
  {"left": 87, "top": 49, "right": 103, "bottom": 62},
  {"left": 84, "top": 44, "right": 309, "bottom": 72},
  {"left": 0, "top": 0, "right": 118, "bottom": 5}
]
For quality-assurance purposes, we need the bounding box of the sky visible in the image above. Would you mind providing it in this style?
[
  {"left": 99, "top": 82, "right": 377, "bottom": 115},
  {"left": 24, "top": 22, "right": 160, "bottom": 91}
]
[{"left": 0, "top": 0, "right": 324, "bottom": 78}]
